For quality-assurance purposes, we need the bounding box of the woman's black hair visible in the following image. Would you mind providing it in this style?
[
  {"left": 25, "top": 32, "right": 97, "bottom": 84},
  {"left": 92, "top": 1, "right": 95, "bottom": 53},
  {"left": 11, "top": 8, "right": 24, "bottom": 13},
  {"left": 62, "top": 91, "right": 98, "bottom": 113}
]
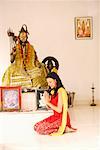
[{"left": 46, "top": 72, "right": 64, "bottom": 95}]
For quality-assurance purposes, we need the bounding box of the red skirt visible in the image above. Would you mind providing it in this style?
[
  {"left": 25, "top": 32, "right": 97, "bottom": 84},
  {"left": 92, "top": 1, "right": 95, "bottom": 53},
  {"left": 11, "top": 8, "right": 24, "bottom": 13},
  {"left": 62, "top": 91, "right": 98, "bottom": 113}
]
[{"left": 34, "top": 112, "right": 71, "bottom": 135}]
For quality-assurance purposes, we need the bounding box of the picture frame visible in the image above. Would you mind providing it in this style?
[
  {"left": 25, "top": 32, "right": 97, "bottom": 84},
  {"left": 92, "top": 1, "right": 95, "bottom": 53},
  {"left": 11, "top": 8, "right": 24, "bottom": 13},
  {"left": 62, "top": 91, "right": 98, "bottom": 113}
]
[
  {"left": 75, "top": 16, "right": 93, "bottom": 40},
  {"left": 0, "top": 86, "right": 21, "bottom": 111},
  {"left": 37, "top": 89, "right": 47, "bottom": 110}
]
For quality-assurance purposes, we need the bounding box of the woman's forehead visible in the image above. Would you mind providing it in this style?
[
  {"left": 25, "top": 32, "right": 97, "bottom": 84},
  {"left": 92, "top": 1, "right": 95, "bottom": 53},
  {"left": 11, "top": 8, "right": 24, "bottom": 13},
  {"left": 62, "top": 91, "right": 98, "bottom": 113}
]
[{"left": 47, "top": 78, "right": 54, "bottom": 82}]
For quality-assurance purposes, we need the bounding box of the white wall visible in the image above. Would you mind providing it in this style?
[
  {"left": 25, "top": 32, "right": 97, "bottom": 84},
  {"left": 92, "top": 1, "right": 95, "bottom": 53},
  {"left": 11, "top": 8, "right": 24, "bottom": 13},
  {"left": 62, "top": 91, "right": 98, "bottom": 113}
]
[
  {"left": 0, "top": 0, "right": 99, "bottom": 102},
  {"left": 99, "top": 1, "right": 100, "bottom": 100}
]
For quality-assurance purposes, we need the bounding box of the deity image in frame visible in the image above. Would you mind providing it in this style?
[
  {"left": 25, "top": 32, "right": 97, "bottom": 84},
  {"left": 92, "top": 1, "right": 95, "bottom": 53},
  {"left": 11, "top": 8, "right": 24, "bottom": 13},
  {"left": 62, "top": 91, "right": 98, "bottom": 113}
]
[
  {"left": 75, "top": 16, "right": 93, "bottom": 40},
  {"left": 0, "top": 86, "right": 21, "bottom": 111}
]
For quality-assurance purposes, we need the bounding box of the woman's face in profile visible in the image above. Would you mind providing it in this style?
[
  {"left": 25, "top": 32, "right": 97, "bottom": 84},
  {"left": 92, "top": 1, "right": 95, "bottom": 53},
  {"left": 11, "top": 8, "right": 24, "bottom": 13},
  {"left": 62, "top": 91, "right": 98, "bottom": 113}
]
[{"left": 47, "top": 78, "right": 57, "bottom": 89}]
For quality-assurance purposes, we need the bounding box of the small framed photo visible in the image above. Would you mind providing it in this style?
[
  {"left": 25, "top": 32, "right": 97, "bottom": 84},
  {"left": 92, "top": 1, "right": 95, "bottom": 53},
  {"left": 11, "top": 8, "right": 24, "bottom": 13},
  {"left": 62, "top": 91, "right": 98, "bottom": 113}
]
[
  {"left": 0, "top": 86, "right": 21, "bottom": 111},
  {"left": 75, "top": 16, "right": 93, "bottom": 40},
  {"left": 37, "top": 89, "right": 47, "bottom": 110}
]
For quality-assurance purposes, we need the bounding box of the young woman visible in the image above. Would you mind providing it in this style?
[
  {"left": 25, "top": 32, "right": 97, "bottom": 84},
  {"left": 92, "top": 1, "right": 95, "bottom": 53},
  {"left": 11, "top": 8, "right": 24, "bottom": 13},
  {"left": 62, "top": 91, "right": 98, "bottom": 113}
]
[{"left": 34, "top": 72, "right": 77, "bottom": 136}]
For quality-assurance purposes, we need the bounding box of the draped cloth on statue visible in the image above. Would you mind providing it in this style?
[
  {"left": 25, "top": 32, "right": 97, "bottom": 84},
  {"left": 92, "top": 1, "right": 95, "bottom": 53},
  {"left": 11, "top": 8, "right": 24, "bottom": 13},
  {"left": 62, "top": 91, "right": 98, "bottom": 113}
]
[
  {"left": 34, "top": 88, "right": 72, "bottom": 135},
  {"left": 2, "top": 42, "right": 48, "bottom": 88}
]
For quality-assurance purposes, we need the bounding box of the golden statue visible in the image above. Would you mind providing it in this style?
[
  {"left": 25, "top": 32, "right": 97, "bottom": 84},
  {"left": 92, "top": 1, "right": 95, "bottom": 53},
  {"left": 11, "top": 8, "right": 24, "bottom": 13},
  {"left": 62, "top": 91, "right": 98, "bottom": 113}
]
[{"left": 2, "top": 25, "right": 48, "bottom": 89}]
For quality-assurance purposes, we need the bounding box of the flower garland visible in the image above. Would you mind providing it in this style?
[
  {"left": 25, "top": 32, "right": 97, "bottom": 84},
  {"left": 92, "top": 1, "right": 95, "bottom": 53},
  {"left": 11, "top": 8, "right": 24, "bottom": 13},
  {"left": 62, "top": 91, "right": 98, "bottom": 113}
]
[{"left": 17, "top": 42, "right": 31, "bottom": 64}]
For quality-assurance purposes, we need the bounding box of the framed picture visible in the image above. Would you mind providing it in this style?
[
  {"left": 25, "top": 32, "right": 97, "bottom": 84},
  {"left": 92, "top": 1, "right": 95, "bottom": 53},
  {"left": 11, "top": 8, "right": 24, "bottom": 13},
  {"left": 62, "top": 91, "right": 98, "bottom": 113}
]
[
  {"left": 37, "top": 89, "right": 47, "bottom": 110},
  {"left": 0, "top": 86, "right": 21, "bottom": 111},
  {"left": 75, "top": 16, "right": 93, "bottom": 40}
]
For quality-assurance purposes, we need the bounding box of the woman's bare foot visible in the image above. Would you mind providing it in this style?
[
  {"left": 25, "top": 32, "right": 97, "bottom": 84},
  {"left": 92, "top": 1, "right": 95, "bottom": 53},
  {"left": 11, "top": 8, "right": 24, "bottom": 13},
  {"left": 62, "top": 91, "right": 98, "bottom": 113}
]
[{"left": 65, "top": 126, "right": 77, "bottom": 133}]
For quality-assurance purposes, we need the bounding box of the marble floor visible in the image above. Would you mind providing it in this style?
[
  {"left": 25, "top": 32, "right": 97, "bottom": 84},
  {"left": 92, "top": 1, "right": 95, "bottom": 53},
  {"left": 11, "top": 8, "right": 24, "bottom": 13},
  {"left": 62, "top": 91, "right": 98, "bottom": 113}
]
[{"left": 0, "top": 105, "right": 100, "bottom": 150}]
